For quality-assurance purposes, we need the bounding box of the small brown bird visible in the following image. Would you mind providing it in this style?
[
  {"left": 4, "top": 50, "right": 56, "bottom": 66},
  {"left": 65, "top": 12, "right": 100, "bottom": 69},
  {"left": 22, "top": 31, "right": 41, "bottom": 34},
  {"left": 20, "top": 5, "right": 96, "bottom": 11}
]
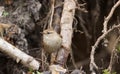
[{"left": 42, "top": 29, "right": 62, "bottom": 53}]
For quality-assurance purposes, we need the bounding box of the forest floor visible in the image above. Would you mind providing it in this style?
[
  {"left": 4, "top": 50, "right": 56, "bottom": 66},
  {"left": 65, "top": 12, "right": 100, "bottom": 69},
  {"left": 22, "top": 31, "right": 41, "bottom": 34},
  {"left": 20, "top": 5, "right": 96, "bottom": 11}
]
[{"left": 0, "top": 0, "right": 120, "bottom": 74}]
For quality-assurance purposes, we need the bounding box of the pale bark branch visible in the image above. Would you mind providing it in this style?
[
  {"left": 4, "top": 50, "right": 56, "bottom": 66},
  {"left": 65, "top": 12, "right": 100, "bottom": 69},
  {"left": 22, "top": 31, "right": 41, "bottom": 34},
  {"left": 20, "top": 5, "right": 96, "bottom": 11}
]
[
  {"left": 90, "top": 0, "right": 120, "bottom": 73},
  {"left": 103, "top": 0, "right": 120, "bottom": 33},
  {"left": 90, "top": 24, "right": 120, "bottom": 73},
  {"left": 57, "top": 0, "right": 76, "bottom": 65},
  {"left": 49, "top": 0, "right": 55, "bottom": 29},
  {"left": 0, "top": 38, "right": 40, "bottom": 70}
]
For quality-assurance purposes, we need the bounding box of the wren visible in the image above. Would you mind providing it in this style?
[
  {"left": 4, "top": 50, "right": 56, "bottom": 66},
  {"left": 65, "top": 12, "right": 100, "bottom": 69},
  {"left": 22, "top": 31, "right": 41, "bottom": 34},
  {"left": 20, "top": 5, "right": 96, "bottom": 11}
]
[{"left": 42, "top": 29, "right": 62, "bottom": 53}]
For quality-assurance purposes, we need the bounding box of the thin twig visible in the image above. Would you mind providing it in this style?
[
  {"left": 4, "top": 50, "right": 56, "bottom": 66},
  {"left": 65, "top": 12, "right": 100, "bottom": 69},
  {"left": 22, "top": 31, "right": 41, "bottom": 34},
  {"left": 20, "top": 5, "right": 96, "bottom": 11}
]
[
  {"left": 103, "top": 0, "right": 120, "bottom": 33},
  {"left": 90, "top": 24, "right": 120, "bottom": 72},
  {"left": 90, "top": 0, "right": 120, "bottom": 73},
  {"left": 49, "top": 0, "right": 55, "bottom": 29},
  {"left": 78, "top": 16, "right": 91, "bottom": 39}
]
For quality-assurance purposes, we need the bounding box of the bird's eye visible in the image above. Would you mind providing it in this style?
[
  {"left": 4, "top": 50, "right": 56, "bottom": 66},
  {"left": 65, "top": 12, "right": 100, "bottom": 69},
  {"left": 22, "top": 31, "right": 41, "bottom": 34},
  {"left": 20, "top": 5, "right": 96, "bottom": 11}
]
[{"left": 47, "top": 32, "right": 50, "bottom": 34}]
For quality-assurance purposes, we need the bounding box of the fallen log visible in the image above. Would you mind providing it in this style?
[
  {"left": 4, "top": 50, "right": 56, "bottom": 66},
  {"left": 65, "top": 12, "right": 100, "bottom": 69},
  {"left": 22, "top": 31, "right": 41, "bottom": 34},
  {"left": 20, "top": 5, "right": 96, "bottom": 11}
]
[{"left": 0, "top": 38, "right": 40, "bottom": 70}]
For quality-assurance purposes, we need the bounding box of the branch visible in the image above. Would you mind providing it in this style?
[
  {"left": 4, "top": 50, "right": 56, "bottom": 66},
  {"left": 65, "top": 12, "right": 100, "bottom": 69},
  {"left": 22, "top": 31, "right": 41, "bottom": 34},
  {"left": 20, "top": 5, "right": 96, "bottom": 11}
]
[
  {"left": 90, "top": 24, "right": 120, "bottom": 72},
  {"left": 49, "top": 0, "right": 55, "bottom": 29},
  {"left": 0, "top": 38, "right": 40, "bottom": 70},
  {"left": 57, "top": 0, "right": 76, "bottom": 65},
  {"left": 90, "top": 0, "right": 120, "bottom": 73},
  {"left": 103, "top": 0, "right": 120, "bottom": 33}
]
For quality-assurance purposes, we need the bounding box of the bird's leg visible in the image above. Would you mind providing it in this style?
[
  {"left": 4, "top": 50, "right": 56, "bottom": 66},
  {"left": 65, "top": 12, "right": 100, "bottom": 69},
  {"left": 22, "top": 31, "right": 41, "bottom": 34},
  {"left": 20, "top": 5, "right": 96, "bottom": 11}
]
[{"left": 50, "top": 52, "right": 57, "bottom": 65}]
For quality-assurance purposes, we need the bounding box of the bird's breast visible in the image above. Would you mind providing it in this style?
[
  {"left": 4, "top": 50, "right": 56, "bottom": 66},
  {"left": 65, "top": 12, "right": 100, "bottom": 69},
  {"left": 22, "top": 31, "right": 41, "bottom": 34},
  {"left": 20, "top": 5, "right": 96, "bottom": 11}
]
[{"left": 43, "top": 35, "right": 62, "bottom": 53}]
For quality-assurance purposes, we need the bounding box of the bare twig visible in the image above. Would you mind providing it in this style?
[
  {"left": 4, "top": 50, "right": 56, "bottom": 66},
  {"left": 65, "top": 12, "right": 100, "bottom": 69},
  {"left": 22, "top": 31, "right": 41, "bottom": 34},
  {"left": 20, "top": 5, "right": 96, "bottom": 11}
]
[
  {"left": 90, "top": 24, "right": 120, "bottom": 72},
  {"left": 103, "top": 0, "right": 120, "bottom": 33},
  {"left": 78, "top": 16, "right": 91, "bottom": 39},
  {"left": 49, "top": 0, "right": 55, "bottom": 29},
  {"left": 54, "top": 2, "right": 64, "bottom": 8},
  {"left": 38, "top": 10, "right": 51, "bottom": 30},
  {"left": 0, "top": 38, "right": 40, "bottom": 70},
  {"left": 74, "top": 0, "right": 88, "bottom": 13},
  {"left": 90, "top": 0, "right": 120, "bottom": 73}
]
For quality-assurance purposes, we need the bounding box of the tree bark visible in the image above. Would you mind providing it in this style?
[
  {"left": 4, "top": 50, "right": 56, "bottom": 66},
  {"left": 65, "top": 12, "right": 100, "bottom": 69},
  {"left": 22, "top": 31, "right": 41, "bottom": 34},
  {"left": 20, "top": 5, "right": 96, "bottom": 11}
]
[
  {"left": 0, "top": 38, "right": 40, "bottom": 70},
  {"left": 56, "top": 0, "right": 76, "bottom": 66}
]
